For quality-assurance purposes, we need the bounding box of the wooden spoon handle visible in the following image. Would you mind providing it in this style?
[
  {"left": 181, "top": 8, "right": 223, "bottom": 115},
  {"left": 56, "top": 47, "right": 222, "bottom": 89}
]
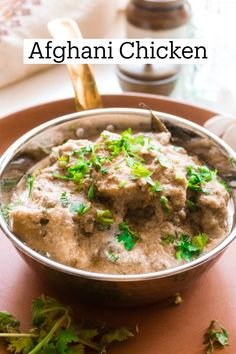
[{"left": 48, "top": 18, "right": 103, "bottom": 111}]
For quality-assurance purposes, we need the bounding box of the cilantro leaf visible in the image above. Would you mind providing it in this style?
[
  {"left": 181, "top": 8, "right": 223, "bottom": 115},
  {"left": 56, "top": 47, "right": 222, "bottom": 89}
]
[
  {"left": 118, "top": 180, "right": 126, "bottom": 189},
  {"left": 161, "top": 234, "right": 175, "bottom": 245},
  {"left": 220, "top": 180, "right": 231, "bottom": 193},
  {"left": 187, "top": 198, "right": 196, "bottom": 211},
  {"left": 160, "top": 196, "right": 171, "bottom": 213},
  {"left": 96, "top": 210, "right": 114, "bottom": 225},
  {"left": 58, "top": 155, "right": 71, "bottom": 168},
  {"left": 192, "top": 233, "right": 208, "bottom": 251},
  {"left": 26, "top": 174, "right": 35, "bottom": 198},
  {"left": 101, "top": 167, "right": 108, "bottom": 174},
  {"left": 156, "top": 153, "right": 171, "bottom": 168},
  {"left": 0, "top": 179, "right": 18, "bottom": 192},
  {"left": 130, "top": 163, "right": 152, "bottom": 179},
  {"left": 204, "top": 320, "right": 229, "bottom": 354},
  {"left": 100, "top": 327, "right": 134, "bottom": 346},
  {"left": 87, "top": 184, "right": 94, "bottom": 201},
  {"left": 0, "top": 312, "right": 20, "bottom": 333},
  {"left": 146, "top": 177, "right": 163, "bottom": 194},
  {"left": 0, "top": 295, "right": 134, "bottom": 354},
  {"left": 7, "top": 337, "right": 35, "bottom": 354},
  {"left": 32, "top": 295, "right": 66, "bottom": 327},
  {"left": 1, "top": 205, "right": 12, "bottom": 220},
  {"left": 175, "top": 233, "right": 208, "bottom": 261},
  {"left": 69, "top": 203, "right": 91, "bottom": 216},
  {"left": 106, "top": 251, "right": 119, "bottom": 263},
  {"left": 60, "top": 192, "right": 69, "bottom": 207},
  {"left": 102, "top": 128, "right": 143, "bottom": 162},
  {"left": 116, "top": 222, "right": 140, "bottom": 251},
  {"left": 186, "top": 165, "right": 216, "bottom": 193},
  {"left": 57, "top": 329, "right": 79, "bottom": 354},
  {"left": 229, "top": 157, "right": 236, "bottom": 166},
  {"left": 54, "top": 158, "right": 91, "bottom": 188}
]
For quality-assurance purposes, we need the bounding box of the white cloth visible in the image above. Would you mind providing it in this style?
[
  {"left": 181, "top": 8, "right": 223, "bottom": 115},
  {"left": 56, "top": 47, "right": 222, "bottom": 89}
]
[{"left": 0, "top": 0, "right": 116, "bottom": 88}]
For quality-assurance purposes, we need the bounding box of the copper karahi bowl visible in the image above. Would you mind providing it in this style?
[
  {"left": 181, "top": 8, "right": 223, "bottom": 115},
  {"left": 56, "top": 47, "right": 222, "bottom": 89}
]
[{"left": 0, "top": 108, "right": 235, "bottom": 306}]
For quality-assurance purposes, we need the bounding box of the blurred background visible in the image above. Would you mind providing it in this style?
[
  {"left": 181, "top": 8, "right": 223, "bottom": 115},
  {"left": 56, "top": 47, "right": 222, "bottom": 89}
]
[{"left": 0, "top": 0, "right": 235, "bottom": 118}]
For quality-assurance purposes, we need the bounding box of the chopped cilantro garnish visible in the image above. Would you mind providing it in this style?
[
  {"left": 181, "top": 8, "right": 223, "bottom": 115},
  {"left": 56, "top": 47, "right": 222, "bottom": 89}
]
[
  {"left": 204, "top": 320, "right": 229, "bottom": 354},
  {"left": 1, "top": 201, "right": 22, "bottom": 221},
  {"left": 145, "top": 137, "right": 160, "bottom": 152},
  {"left": 26, "top": 174, "right": 35, "bottom": 198},
  {"left": 130, "top": 163, "right": 152, "bottom": 179},
  {"left": 102, "top": 128, "right": 144, "bottom": 161},
  {"left": 101, "top": 167, "right": 108, "bottom": 174},
  {"left": 0, "top": 295, "right": 133, "bottom": 353},
  {"left": 60, "top": 192, "right": 69, "bottom": 207},
  {"left": 58, "top": 154, "right": 71, "bottom": 168},
  {"left": 175, "top": 233, "right": 208, "bottom": 261},
  {"left": 90, "top": 155, "right": 107, "bottom": 171},
  {"left": 119, "top": 180, "right": 126, "bottom": 188},
  {"left": 54, "top": 158, "right": 91, "bottom": 188},
  {"left": 161, "top": 233, "right": 175, "bottom": 245},
  {"left": 186, "top": 165, "right": 216, "bottom": 193},
  {"left": 96, "top": 209, "right": 114, "bottom": 225},
  {"left": 75, "top": 144, "right": 94, "bottom": 157},
  {"left": 160, "top": 196, "right": 171, "bottom": 213},
  {"left": 156, "top": 153, "right": 171, "bottom": 168},
  {"left": 125, "top": 154, "right": 137, "bottom": 167},
  {"left": 0, "top": 179, "right": 18, "bottom": 192},
  {"left": 88, "top": 183, "right": 94, "bottom": 201},
  {"left": 1, "top": 205, "right": 12, "bottom": 220},
  {"left": 147, "top": 177, "right": 163, "bottom": 194},
  {"left": 106, "top": 251, "right": 119, "bottom": 263},
  {"left": 229, "top": 157, "right": 236, "bottom": 166},
  {"left": 116, "top": 222, "right": 140, "bottom": 251},
  {"left": 220, "top": 180, "right": 231, "bottom": 193},
  {"left": 175, "top": 173, "right": 184, "bottom": 181},
  {"left": 69, "top": 202, "right": 91, "bottom": 215},
  {"left": 187, "top": 198, "right": 197, "bottom": 211}
]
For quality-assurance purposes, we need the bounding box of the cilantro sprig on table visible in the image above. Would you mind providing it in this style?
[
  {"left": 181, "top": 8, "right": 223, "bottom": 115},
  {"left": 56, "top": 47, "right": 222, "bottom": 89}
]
[
  {"left": 0, "top": 296, "right": 133, "bottom": 354},
  {"left": 204, "top": 320, "right": 229, "bottom": 354}
]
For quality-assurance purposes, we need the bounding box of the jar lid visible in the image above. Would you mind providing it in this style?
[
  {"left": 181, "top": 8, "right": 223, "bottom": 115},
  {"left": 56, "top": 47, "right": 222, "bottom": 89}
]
[
  {"left": 117, "top": 63, "right": 180, "bottom": 81},
  {"left": 133, "top": 0, "right": 185, "bottom": 9}
]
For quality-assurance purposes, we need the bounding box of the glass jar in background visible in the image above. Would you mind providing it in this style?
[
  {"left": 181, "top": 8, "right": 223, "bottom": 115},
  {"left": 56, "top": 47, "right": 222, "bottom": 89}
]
[{"left": 126, "top": 0, "right": 191, "bottom": 39}]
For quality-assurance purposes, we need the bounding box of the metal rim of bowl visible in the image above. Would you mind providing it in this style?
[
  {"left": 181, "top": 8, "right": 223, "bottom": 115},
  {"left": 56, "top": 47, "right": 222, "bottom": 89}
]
[{"left": 0, "top": 107, "right": 235, "bottom": 282}]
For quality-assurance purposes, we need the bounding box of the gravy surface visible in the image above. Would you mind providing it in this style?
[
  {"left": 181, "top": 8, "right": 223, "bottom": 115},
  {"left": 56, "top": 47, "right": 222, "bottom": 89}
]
[{"left": 9, "top": 129, "right": 229, "bottom": 274}]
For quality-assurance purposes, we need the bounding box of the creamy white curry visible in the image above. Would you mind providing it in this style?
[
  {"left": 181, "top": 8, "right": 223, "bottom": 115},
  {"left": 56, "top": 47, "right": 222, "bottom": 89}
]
[{"left": 9, "top": 128, "right": 230, "bottom": 274}]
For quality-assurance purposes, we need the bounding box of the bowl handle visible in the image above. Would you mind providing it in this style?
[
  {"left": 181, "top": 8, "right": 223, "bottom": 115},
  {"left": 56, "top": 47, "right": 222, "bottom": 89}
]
[{"left": 48, "top": 18, "right": 103, "bottom": 111}]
